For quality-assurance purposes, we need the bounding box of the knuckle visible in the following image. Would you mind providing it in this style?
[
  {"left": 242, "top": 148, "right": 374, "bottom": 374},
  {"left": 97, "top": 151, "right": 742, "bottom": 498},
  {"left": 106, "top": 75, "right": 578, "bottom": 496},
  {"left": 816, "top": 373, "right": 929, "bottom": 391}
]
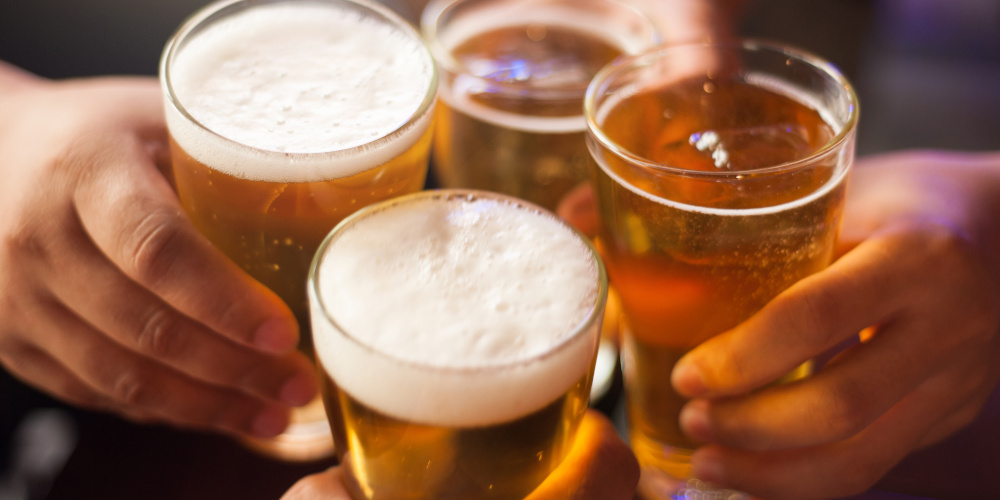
[
  {"left": 110, "top": 369, "right": 152, "bottom": 407},
  {"left": 713, "top": 350, "right": 752, "bottom": 389},
  {"left": 123, "top": 207, "right": 186, "bottom": 286},
  {"left": 214, "top": 295, "right": 251, "bottom": 342},
  {"left": 136, "top": 307, "right": 186, "bottom": 359},
  {"left": 226, "top": 360, "right": 264, "bottom": 392},
  {"left": 203, "top": 393, "right": 252, "bottom": 430},
  {"left": 788, "top": 285, "right": 844, "bottom": 349},
  {"left": 717, "top": 413, "right": 771, "bottom": 450},
  {"left": 3, "top": 215, "right": 50, "bottom": 263},
  {"left": 822, "top": 379, "right": 871, "bottom": 439}
]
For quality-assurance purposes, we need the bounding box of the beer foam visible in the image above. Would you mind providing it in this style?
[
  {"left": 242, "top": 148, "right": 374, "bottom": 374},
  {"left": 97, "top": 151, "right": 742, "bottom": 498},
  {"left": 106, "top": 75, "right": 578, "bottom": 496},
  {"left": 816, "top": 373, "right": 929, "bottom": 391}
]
[
  {"left": 164, "top": 2, "right": 434, "bottom": 182},
  {"left": 310, "top": 193, "right": 603, "bottom": 427}
]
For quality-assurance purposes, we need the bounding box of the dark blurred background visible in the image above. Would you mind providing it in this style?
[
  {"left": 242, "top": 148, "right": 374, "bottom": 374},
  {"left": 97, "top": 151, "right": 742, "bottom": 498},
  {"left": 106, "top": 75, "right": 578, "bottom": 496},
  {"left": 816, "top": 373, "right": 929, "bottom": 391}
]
[
  {"left": 1, "top": 1, "right": 998, "bottom": 499},
  {"left": 2, "top": 0, "right": 998, "bottom": 154}
]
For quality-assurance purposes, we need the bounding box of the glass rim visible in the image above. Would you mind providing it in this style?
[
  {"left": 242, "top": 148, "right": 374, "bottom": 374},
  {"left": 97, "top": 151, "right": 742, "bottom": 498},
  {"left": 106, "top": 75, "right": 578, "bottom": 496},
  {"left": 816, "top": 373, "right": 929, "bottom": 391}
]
[
  {"left": 159, "top": 0, "right": 439, "bottom": 160},
  {"left": 421, "top": 0, "right": 660, "bottom": 100},
  {"left": 584, "top": 38, "right": 861, "bottom": 179},
  {"left": 308, "top": 188, "right": 610, "bottom": 375}
]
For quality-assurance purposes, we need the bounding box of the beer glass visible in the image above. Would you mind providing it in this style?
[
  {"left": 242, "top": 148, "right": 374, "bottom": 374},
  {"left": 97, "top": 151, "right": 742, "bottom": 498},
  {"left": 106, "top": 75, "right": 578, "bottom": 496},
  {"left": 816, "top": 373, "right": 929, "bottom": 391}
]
[
  {"left": 308, "top": 189, "right": 608, "bottom": 499},
  {"left": 584, "top": 41, "right": 859, "bottom": 497},
  {"left": 160, "top": 0, "right": 437, "bottom": 460},
  {"left": 422, "top": 0, "right": 659, "bottom": 211}
]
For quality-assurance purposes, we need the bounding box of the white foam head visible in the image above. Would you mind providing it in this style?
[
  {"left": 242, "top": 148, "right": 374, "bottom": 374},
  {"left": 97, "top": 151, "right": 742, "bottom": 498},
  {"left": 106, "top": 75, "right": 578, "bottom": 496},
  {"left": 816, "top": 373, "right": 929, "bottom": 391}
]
[
  {"left": 162, "top": 0, "right": 435, "bottom": 182},
  {"left": 310, "top": 191, "right": 605, "bottom": 427}
]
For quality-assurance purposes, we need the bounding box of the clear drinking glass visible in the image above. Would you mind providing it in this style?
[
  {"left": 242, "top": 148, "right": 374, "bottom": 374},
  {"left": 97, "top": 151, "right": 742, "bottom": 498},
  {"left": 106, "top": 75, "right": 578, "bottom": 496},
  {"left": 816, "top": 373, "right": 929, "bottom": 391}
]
[
  {"left": 308, "top": 189, "right": 608, "bottom": 499},
  {"left": 422, "top": 0, "right": 659, "bottom": 211},
  {"left": 584, "top": 40, "right": 859, "bottom": 498},
  {"left": 160, "top": 0, "right": 437, "bottom": 461},
  {"left": 422, "top": 0, "right": 657, "bottom": 410}
]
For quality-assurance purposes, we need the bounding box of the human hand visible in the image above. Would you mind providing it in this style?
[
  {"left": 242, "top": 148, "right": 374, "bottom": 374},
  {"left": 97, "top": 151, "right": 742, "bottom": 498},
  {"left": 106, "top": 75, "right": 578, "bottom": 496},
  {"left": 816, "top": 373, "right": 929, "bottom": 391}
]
[
  {"left": 669, "top": 150, "right": 1000, "bottom": 498},
  {"left": 280, "top": 409, "right": 639, "bottom": 500},
  {"left": 0, "top": 62, "right": 317, "bottom": 438}
]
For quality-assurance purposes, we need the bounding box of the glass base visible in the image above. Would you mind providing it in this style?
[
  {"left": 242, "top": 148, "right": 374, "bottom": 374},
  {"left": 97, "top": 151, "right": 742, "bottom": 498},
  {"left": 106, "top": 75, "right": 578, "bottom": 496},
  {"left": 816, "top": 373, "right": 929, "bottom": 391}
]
[
  {"left": 637, "top": 472, "right": 748, "bottom": 500},
  {"left": 239, "top": 396, "right": 335, "bottom": 462},
  {"left": 632, "top": 434, "right": 747, "bottom": 500}
]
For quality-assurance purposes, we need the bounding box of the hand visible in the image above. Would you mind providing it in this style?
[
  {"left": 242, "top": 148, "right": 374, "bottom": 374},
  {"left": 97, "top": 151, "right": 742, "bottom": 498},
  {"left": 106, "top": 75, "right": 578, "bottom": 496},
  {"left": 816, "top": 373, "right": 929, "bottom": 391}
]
[
  {"left": 0, "top": 62, "right": 318, "bottom": 438},
  {"left": 280, "top": 410, "right": 639, "bottom": 500},
  {"left": 670, "top": 151, "right": 1000, "bottom": 498}
]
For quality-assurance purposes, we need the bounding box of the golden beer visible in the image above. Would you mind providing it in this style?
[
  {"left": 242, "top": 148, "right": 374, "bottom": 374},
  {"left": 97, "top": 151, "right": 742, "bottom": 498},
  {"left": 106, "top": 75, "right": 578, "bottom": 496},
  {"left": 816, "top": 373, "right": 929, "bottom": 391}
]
[
  {"left": 160, "top": 0, "right": 437, "bottom": 460},
  {"left": 584, "top": 41, "right": 859, "bottom": 496},
  {"left": 423, "top": 0, "right": 658, "bottom": 211},
  {"left": 308, "top": 190, "right": 608, "bottom": 499}
]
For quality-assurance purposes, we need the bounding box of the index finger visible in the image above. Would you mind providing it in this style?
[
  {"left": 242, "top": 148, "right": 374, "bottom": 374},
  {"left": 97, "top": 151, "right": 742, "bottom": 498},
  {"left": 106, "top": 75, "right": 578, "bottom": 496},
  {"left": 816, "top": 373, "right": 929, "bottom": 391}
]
[
  {"left": 671, "top": 225, "right": 925, "bottom": 399},
  {"left": 73, "top": 124, "right": 298, "bottom": 353}
]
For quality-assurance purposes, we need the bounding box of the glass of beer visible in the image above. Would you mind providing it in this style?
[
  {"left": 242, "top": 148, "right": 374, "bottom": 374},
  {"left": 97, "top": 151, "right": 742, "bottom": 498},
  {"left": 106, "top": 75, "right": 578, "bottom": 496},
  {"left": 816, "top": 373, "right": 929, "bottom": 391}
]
[
  {"left": 160, "top": 0, "right": 437, "bottom": 461},
  {"left": 308, "top": 189, "right": 608, "bottom": 499},
  {"left": 584, "top": 40, "right": 859, "bottom": 497},
  {"left": 422, "top": 0, "right": 659, "bottom": 212}
]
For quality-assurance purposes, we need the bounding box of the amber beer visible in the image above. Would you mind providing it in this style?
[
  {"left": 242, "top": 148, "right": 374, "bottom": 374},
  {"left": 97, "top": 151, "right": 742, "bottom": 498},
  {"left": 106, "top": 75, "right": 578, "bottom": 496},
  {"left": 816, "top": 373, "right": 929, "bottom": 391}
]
[
  {"left": 585, "top": 41, "right": 859, "bottom": 496},
  {"left": 308, "top": 190, "right": 607, "bottom": 499},
  {"left": 160, "top": 0, "right": 436, "bottom": 460},
  {"left": 422, "top": 0, "right": 658, "bottom": 211}
]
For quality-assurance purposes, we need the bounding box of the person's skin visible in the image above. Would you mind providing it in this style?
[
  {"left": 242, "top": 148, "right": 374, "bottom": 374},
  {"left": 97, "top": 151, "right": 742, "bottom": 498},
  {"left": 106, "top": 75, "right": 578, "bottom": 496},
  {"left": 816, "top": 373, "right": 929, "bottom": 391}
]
[
  {"left": 672, "top": 151, "right": 1000, "bottom": 499},
  {"left": 0, "top": 58, "right": 638, "bottom": 497},
  {"left": 0, "top": 61, "right": 318, "bottom": 438},
  {"left": 281, "top": 410, "right": 639, "bottom": 500},
  {"left": 0, "top": 0, "right": 734, "bottom": 497},
  {"left": 560, "top": 151, "right": 1000, "bottom": 499}
]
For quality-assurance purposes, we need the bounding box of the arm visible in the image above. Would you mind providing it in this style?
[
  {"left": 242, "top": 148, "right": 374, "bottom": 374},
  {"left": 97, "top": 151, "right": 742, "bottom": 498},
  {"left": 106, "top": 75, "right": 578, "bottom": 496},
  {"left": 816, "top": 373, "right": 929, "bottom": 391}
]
[{"left": 0, "top": 61, "right": 317, "bottom": 438}]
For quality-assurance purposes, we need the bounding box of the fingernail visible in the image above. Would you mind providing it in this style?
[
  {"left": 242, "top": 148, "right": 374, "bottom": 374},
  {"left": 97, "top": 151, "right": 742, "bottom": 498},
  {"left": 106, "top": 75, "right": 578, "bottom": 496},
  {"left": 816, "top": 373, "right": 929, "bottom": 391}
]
[
  {"left": 251, "top": 408, "right": 289, "bottom": 438},
  {"left": 254, "top": 316, "right": 298, "bottom": 353},
  {"left": 691, "top": 448, "right": 726, "bottom": 486},
  {"left": 679, "top": 399, "right": 713, "bottom": 443},
  {"left": 672, "top": 359, "right": 707, "bottom": 397},
  {"left": 280, "top": 372, "right": 318, "bottom": 406}
]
